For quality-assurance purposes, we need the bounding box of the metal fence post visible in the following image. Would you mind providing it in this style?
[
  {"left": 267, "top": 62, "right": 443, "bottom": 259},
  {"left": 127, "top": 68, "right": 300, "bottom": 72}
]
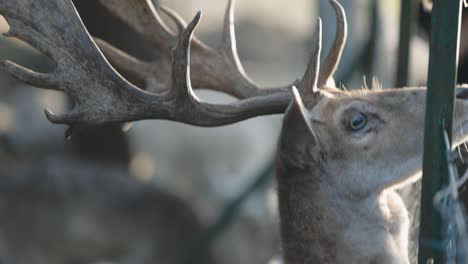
[
  {"left": 395, "top": 0, "right": 416, "bottom": 87},
  {"left": 418, "top": 0, "right": 463, "bottom": 263}
]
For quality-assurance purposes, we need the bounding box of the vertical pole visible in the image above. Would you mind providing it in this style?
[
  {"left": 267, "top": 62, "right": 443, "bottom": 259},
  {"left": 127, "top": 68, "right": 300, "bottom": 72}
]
[
  {"left": 418, "top": 0, "right": 463, "bottom": 263},
  {"left": 395, "top": 0, "right": 416, "bottom": 87}
]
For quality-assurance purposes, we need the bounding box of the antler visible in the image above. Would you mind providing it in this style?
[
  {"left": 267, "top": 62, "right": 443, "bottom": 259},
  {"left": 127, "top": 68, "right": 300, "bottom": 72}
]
[
  {"left": 96, "top": 0, "right": 267, "bottom": 98},
  {"left": 0, "top": 0, "right": 339, "bottom": 127},
  {"left": 96, "top": 0, "right": 345, "bottom": 96},
  {"left": 318, "top": 0, "right": 347, "bottom": 87}
]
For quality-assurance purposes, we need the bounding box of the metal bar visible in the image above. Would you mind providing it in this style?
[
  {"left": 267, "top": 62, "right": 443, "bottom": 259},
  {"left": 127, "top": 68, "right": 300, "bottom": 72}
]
[
  {"left": 395, "top": 0, "right": 416, "bottom": 87},
  {"left": 418, "top": 0, "right": 463, "bottom": 263}
]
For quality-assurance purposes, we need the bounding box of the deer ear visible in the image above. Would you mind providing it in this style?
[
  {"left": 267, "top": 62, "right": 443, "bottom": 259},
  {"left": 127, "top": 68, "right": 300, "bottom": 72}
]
[{"left": 278, "top": 87, "right": 319, "bottom": 161}]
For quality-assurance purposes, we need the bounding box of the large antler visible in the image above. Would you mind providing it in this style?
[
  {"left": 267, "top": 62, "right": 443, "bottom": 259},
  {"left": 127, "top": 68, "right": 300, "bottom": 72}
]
[
  {"left": 0, "top": 0, "right": 339, "bottom": 127},
  {"left": 96, "top": 0, "right": 346, "bottom": 96}
]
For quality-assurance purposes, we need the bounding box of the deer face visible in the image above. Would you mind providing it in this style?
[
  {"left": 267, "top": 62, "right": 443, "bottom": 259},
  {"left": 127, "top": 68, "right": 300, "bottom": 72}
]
[{"left": 278, "top": 86, "right": 468, "bottom": 197}]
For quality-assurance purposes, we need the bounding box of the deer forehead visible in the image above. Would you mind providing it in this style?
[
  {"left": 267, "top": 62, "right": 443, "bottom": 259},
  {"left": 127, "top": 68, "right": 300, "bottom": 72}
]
[
  {"left": 301, "top": 88, "right": 429, "bottom": 160},
  {"left": 311, "top": 88, "right": 427, "bottom": 121}
]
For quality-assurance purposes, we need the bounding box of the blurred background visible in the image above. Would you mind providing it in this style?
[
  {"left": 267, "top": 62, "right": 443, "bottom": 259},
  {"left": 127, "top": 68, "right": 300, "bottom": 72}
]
[{"left": 0, "top": 0, "right": 467, "bottom": 263}]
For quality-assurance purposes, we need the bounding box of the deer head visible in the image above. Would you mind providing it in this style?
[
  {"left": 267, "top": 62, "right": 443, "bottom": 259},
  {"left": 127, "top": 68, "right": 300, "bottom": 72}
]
[
  {"left": 1, "top": 0, "right": 468, "bottom": 263},
  {"left": 277, "top": 85, "right": 468, "bottom": 263}
]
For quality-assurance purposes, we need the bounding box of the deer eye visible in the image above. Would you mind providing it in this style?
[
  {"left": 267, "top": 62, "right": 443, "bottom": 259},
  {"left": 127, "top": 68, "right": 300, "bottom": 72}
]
[{"left": 349, "top": 113, "right": 367, "bottom": 131}]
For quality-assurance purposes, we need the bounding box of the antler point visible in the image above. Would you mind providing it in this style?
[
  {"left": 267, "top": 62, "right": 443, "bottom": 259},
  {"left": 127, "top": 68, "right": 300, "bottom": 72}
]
[
  {"left": 44, "top": 108, "right": 60, "bottom": 123},
  {"left": 65, "top": 125, "right": 73, "bottom": 141},
  {"left": 291, "top": 86, "right": 302, "bottom": 102},
  {"left": 195, "top": 10, "right": 203, "bottom": 20}
]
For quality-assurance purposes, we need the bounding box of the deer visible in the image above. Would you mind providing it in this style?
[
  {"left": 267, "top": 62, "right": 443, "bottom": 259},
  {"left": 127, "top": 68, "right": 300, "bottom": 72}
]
[
  {"left": 0, "top": 158, "right": 214, "bottom": 264},
  {"left": 1, "top": 0, "right": 468, "bottom": 263}
]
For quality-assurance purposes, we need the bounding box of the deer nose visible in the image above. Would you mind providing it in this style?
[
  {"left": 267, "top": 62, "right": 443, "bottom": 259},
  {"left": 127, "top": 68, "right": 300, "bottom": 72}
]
[{"left": 456, "top": 87, "right": 468, "bottom": 99}]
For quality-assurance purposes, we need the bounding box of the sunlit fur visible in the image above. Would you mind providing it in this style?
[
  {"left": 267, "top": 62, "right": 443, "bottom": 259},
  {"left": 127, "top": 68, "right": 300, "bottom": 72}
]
[{"left": 276, "top": 87, "right": 468, "bottom": 264}]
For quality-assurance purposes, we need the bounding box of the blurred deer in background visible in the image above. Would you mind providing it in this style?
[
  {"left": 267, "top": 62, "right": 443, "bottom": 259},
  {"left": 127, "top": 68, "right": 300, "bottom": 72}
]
[
  {"left": 0, "top": 159, "right": 213, "bottom": 264},
  {"left": 2, "top": 0, "right": 468, "bottom": 263}
]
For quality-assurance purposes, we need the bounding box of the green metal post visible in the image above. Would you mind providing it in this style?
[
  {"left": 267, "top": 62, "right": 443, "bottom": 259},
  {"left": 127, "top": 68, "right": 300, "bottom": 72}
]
[
  {"left": 418, "top": 0, "right": 463, "bottom": 263},
  {"left": 395, "top": 0, "right": 416, "bottom": 87}
]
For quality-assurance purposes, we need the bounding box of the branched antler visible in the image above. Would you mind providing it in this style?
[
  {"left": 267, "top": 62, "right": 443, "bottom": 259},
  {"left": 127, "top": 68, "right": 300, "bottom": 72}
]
[
  {"left": 0, "top": 0, "right": 345, "bottom": 127},
  {"left": 96, "top": 0, "right": 346, "bottom": 97},
  {"left": 97, "top": 0, "right": 264, "bottom": 98}
]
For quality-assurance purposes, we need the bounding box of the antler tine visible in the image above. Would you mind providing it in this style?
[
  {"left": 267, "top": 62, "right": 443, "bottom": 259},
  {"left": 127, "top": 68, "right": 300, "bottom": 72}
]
[
  {"left": 93, "top": 37, "right": 170, "bottom": 90},
  {"left": 0, "top": 60, "right": 61, "bottom": 90},
  {"left": 297, "top": 19, "right": 322, "bottom": 98},
  {"left": 159, "top": 6, "right": 187, "bottom": 36},
  {"left": 93, "top": 38, "right": 155, "bottom": 80},
  {"left": 98, "top": 0, "right": 177, "bottom": 49},
  {"left": 221, "top": 0, "right": 238, "bottom": 61},
  {"left": 169, "top": 12, "right": 200, "bottom": 102},
  {"left": 317, "top": 0, "right": 347, "bottom": 87},
  {"left": 183, "top": 0, "right": 268, "bottom": 98},
  {"left": 219, "top": 0, "right": 254, "bottom": 84},
  {"left": 158, "top": 5, "right": 209, "bottom": 51}
]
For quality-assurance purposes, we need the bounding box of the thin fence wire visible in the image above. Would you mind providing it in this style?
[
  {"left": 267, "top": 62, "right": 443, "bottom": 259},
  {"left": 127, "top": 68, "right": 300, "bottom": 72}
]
[{"left": 430, "top": 128, "right": 468, "bottom": 263}]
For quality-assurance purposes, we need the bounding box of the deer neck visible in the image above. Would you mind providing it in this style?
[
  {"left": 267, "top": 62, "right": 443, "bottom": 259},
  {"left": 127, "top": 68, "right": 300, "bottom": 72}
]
[{"left": 275, "top": 164, "right": 410, "bottom": 264}]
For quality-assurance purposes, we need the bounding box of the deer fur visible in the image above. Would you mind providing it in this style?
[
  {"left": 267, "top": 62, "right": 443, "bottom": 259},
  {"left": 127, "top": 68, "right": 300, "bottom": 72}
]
[{"left": 276, "top": 86, "right": 468, "bottom": 264}]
